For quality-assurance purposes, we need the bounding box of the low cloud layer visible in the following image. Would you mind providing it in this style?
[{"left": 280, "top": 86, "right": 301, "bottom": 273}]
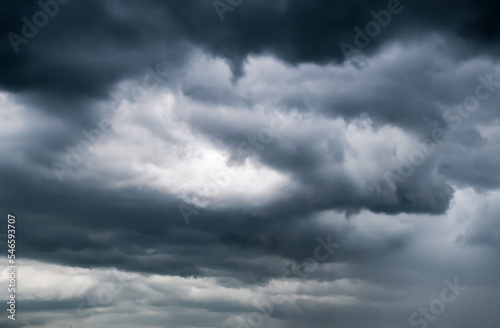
[{"left": 1, "top": 1, "right": 500, "bottom": 327}]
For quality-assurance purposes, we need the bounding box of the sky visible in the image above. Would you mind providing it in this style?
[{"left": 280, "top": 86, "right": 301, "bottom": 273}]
[{"left": 1, "top": 0, "right": 500, "bottom": 327}]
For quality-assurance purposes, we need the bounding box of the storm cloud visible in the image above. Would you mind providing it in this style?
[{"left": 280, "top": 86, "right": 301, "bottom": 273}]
[{"left": 1, "top": 1, "right": 500, "bottom": 327}]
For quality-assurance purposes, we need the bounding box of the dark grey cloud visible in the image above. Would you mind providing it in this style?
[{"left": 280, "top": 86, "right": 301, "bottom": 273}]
[
  {"left": 2, "top": 0, "right": 500, "bottom": 99},
  {"left": 1, "top": 1, "right": 500, "bottom": 328}
]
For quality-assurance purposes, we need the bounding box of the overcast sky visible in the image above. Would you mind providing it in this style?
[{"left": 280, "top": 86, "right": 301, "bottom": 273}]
[{"left": 1, "top": 0, "right": 500, "bottom": 327}]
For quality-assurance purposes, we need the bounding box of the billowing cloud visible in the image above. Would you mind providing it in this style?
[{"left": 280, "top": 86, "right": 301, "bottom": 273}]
[{"left": 1, "top": 1, "right": 500, "bottom": 327}]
